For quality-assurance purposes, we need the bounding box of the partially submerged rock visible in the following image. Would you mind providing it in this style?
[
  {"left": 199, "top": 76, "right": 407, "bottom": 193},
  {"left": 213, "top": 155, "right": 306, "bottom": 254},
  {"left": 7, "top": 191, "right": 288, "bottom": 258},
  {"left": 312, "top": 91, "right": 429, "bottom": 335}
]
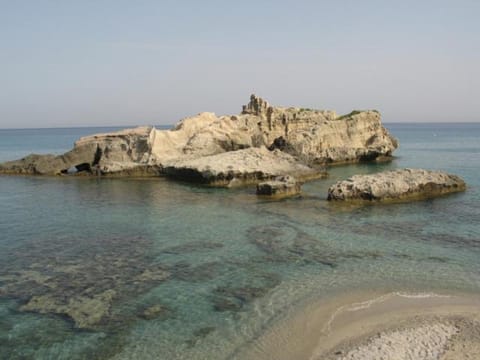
[
  {"left": 327, "top": 168, "right": 466, "bottom": 202},
  {"left": 256, "top": 175, "right": 301, "bottom": 197},
  {"left": 0, "top": 95, "right": 398, "bottom": 183}
]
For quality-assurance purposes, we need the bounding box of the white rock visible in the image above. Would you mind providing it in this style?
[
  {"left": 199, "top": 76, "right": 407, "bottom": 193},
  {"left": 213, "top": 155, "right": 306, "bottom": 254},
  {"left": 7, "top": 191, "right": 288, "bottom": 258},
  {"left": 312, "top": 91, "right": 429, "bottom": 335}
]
[
  {"left": 163, "top": 147, "right": 324, "bottom": 186},
  {"left": 256, "top": 175, "right": 302, "bottom": 197},
  {"left": 327, "top": 168, "right": 466, "bottom": 201},
  {"left": 0, "top": 95, "right": 398, "bottom": 180}
]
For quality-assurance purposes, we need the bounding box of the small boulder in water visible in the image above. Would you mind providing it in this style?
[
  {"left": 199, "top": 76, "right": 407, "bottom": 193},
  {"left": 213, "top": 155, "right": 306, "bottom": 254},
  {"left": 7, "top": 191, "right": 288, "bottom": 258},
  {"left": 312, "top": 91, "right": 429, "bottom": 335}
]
[{"left": 256, "top": 175, "right": 301, "bottom": 197}]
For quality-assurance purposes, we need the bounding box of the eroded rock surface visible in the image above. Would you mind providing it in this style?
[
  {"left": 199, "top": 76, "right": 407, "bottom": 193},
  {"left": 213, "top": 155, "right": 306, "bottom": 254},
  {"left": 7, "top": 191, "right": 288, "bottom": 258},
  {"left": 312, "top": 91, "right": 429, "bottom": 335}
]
[
  {"left": 327, "top": 168, "right": 466, "bottom": 202},
  {"left": 256, "top": 175, "right": 302, "bottom": 197},
  {"left": 163, "top": 147, "right": 324, "bottom": 186},
  {"left": 0, "top": 95, "right": 398, "bottom": 183},
  {"left": 158, "top": 95, "right": 397, "bottom": 166},
  {"left": 0, "top": 126, "right": 158, "bottom": 176}
]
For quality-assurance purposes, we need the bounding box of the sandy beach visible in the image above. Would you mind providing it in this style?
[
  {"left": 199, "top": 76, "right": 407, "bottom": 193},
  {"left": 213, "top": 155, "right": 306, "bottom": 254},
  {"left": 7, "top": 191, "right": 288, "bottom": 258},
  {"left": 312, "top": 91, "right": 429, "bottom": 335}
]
[{"left": 236, "top": 291, "right": 480, "bottom": 360}]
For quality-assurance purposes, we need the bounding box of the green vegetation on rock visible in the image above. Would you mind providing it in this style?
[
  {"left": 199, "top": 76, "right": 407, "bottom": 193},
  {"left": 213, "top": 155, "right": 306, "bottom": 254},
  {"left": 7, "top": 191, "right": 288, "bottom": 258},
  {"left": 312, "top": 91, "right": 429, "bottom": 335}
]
[{"left": 336, "top": 110, "right": 364, "bottom": 120}]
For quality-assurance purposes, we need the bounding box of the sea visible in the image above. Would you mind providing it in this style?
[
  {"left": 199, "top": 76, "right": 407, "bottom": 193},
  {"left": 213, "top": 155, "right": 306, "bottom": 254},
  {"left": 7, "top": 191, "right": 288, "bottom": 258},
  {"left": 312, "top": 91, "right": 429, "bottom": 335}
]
[{"left": 0, "top": 123, "right": 479, "bottom": 359}]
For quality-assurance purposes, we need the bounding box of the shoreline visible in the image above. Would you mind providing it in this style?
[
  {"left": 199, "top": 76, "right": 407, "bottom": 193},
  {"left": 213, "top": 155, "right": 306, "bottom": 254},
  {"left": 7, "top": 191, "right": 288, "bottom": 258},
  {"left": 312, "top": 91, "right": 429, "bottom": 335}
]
[{"left": 235, "top": 290, "right": 480, "bottom": 360}]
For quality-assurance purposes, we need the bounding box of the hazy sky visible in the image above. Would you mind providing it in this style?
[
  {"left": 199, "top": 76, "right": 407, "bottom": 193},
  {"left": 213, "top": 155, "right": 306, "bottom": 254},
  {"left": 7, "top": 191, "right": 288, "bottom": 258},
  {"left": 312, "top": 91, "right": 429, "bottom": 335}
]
[{"left": 1, "top": 0, "right": 479, "bottom": 128}]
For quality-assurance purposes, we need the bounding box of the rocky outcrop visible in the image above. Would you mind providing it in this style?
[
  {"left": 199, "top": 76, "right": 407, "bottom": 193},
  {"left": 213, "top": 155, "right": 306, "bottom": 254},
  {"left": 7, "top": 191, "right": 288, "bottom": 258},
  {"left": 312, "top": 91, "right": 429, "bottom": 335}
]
[
  {"left": 0, "top": 95, "right": 398, "bottom": 183},
  {"left": 163, "top": 147, "right": 324, "bottom": 187},
  {"left": 242, "top": 94, "right": 271, "bottom": 115},
  {"left": 256, "top": 175, "right": 302, "bottom": 197},
  {"left": 0, "top": 126, "right": 159, "bottom": 176},
  {"left": 327, "top": 168, "right": 466, "bottom": 202},
  {"left": 171, "top": 95, "right": 397, "bottom": 166}
]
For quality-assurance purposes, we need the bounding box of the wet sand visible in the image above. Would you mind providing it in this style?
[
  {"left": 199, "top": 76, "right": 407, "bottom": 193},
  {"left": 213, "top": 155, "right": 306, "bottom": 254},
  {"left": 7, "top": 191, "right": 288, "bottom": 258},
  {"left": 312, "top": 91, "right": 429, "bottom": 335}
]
[{"left": 235, "top": 291, "right": 480, "bottom": 360}]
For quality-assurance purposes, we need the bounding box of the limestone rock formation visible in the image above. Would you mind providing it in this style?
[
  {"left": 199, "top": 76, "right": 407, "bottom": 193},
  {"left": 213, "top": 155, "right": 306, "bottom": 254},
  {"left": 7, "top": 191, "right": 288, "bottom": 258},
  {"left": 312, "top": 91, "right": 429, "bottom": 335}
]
[
  {"left": 173, "top": 96, "right": 396, "bottom": 166},
  {"left": 327, "top": 168, "right": 466, "bottom": 202},
  {"left": 163, "top": 147, "right": 324, "bottom": 187},
  {"left": 242, "top": 94, "right": 271, "bottom": 115},
  {"left": 0, "top": 95, "right": 398, "bottom": 184},
  {"left": 0, "top": 126, "right": 159, "bottom": 176},
  {"left": 256, "top": 175, "right": 302, "bottom": 197}
]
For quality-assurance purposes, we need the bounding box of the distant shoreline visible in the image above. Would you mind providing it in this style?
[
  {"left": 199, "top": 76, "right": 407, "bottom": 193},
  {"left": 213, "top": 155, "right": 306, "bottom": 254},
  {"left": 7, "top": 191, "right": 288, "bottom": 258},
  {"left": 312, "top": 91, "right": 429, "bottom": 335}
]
[
  {"left": 0, "top": 125, "right": 173, "bottom": 131},
  {"left": 0, "top": 121, "right": 480, "bottom": 131}
]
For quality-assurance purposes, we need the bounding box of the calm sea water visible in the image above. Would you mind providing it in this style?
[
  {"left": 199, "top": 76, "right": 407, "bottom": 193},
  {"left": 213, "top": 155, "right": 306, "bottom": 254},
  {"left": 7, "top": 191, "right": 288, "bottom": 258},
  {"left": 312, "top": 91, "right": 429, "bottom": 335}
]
[{"left": 0, "top": 123, "right": 479, "bottom": 359}]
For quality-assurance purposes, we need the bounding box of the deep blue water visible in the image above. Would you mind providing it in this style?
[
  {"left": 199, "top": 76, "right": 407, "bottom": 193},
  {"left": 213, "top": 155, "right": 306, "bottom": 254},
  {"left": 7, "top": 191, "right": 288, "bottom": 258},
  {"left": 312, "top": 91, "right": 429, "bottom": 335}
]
[{"left": 0, "top": 123, "right": 479, "bottom": 359}]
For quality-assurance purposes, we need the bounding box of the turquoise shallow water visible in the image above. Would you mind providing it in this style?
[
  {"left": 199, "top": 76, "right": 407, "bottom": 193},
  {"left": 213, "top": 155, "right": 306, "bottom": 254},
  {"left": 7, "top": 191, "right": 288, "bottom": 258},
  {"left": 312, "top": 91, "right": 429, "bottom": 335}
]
[{"left": 0, "top": 123, "right": 479, "bottom": 359}]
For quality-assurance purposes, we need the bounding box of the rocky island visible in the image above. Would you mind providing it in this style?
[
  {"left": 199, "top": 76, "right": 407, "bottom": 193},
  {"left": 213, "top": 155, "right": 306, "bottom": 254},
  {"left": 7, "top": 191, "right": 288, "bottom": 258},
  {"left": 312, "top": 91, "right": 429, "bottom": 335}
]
[
  {"left": 327, "top": 168, "right": 466, "bottom": 202},
  {"left": 0, "top": 95, "right": 398, "bottom": 186}
]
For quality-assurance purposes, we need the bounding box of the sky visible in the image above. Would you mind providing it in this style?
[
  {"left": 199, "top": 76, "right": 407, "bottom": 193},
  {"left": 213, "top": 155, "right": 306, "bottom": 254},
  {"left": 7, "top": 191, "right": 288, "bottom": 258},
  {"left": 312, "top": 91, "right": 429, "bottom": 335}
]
[{"left": 1, "top": 0, "right": 479, "bottom": 128}]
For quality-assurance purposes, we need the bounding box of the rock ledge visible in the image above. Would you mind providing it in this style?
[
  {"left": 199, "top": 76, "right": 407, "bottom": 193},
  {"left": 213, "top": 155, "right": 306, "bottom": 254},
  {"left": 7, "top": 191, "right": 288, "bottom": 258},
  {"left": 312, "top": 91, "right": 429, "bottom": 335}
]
[{"left": 163, "top": 148, "right": 324, "bottom": 187}]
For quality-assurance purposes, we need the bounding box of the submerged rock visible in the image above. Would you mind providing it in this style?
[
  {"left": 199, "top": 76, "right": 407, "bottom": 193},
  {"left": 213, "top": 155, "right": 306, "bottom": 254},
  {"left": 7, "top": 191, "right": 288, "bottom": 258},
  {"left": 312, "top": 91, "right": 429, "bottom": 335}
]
[
  {"left": 170, "top": 262, "right": 222, "bottom": 282},
  {"left": 185, "top": 326, "right": 217, "bottom": 348},
  {"left": 256, "top": 175, "right": 302, "bottom": 197},
  {"left": 248, "top": 223, "right": 338, "bottom": 267},
  {"left": 212, "top": 286, "right": 269, "bottom": 312},
  {"left": 247, "top": 222, "right": 384, "bottom": 266},
  {"left": 0, "top": 95, "right": 398, "bottom": 182},
  {"left": 138, "top": 304, "right": 171, "bottom": 320},
  {"left": 134, "top": 268, "right": 170, "bottom": 282},
  {"left": 20, "top": 290, "right": 116, "bottom": 329},
  {"left": 0, "top": 235, "right": 171, "bottom": 330},
  {"left": 211, "top": 273, "right": 281, "bottom": 312},
  {"left": 161, "top": 241, "right": 224, "bottom": 254},
  {"left": 327, "top": 168, "right": 466, "bottom": 202}
]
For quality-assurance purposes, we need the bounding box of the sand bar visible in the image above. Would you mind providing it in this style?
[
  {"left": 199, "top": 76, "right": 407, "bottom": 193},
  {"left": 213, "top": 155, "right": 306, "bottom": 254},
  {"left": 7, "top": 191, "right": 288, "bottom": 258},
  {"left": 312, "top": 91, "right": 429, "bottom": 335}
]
[{"left": 235, "top": 290, "right": 480, "bottom": 360}]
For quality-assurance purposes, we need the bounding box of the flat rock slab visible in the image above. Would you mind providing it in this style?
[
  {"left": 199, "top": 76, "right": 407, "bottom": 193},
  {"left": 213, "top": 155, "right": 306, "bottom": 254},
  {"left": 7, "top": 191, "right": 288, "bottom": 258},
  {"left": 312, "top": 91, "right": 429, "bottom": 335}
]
[
  {"left": 257, "top": 175, "right": 301, "bottom": 197},
  {"left": 163, "top": 147, "right": 324, "bottom": 187},
  {"left": 327, "top": 168, "right": 466, "bottom": 202}
]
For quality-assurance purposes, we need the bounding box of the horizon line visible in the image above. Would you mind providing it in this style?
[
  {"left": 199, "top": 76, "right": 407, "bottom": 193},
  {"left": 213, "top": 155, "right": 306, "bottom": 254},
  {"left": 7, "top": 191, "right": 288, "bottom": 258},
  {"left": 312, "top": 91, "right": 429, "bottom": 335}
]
[{"left": 1, "top": 121, "right": 480, "bottom": 131}]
